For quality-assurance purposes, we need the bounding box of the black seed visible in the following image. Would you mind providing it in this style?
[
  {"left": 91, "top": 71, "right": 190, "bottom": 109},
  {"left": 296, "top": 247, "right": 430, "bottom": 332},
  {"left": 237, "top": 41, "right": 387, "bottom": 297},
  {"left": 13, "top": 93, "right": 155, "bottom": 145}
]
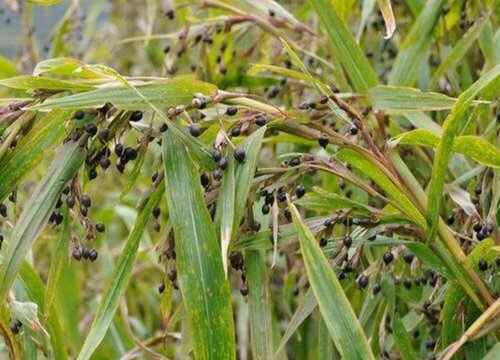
[
  {"left": 296, "top": 185, "right": 306, "bottom": 198},
  {"left": 404, "top": 278, "right": 412, "bottom": 289},
  {"left": 212, "top": 149, "right": 222, "bottom": 162},
  {"left": 163, "top": 45, "right": 171, "bottom": 54},
  {"left": 153, "top": 221, "right": 161, "bottom": 232},
  {"left": 0, "top": 203, "right": 6, "bottom": 217},
  {"left": 165, "top": 9, "right": 175, "bottom": 19},
  {"left": 264, "top": 193, "right": 274, "bottom": 205},
  {"left": 483, "top": 223, "right": 494, "bottom": 234},
  {"left": 124, "top": 147, "right": 138, "bottom": 161},
  {"left": 289, "top": 157, "right": 301, "bottom": 167},
  {"left": 262, "top": 204, "right": 270, "bottom": 215},
  {"left": 473, "top": 223, "right": 482, "bottom": 232},
  {"left": 446, "top": 214, "right": 455, "bottom": 225},
  {"left": 82, "top": 248, "right": 90, "bottom": 259},
  {"left": 372, "top": 283, "right": 381, "bottom": 295},
  {"left": 252, "top": 221, "right": 261, "bottom": 232},
  {"left": 158, "top": 283, "right": 166, "bottom": 294},
  {"left": 65, "top": 195, "right": 75, "bottom": 208},
  {"left": 54, "top": 212, "right": 64, "bottom": 225},
  {"left": 476, "top": 231, "right": 485, "bottom": 240},
  {"left": 10, "top": 321, "right": 19, "bottom": 334},
  {"left": 230, "top": 252, "right": 244, "bottom": 270},
  {"left": 115, "top": 143, "right": 123, "bottom": 157},
  {"left": 474, "top": 184, "right": 482, "bottom": 196},
  {"left": 403, "top": 253, "right": 414, "bottom": 264},
  {"left": 89, "top": 168, "right": 97, "bottom": 180},
  {"left": 200, "top": 173, "right": 210, "bottom": 187},
  {"left": 72, "top": 248, "right": 82, "bottom": 261},
  {"left": 159, "top": 122, "right": 168, "bottom": 132},
  {"left": 74, "top": 110, "right": 85, "bottom": 120},
  {"left": 255, "top": 115, "right": 266, "bottom": 126},
  {"left": 298, "top": 102, "right": 309, "bottom": 110},
  {"left": 85, "top": 123, "right": 97, "bottom": 136},
  {"left": 153, "top": 207, "right": 161, "bottom": 218},
  {"left": 358, "top": 274, "right": 369, "bottom": 289},
  {"left": 423, "top": 299, "right": 431, "bottom": 309},
  {"left": 81, "top": 195, "right": 91, "bottom": 207},
  {"left": 343, "top": 235, "right": 352, "bottom": 248},
  {"left": 383, "top": 251, "right": 394, "bottom": 264},
  {"left": 100, "top": 156, "right": 111, "bottom": 169},
  {"left": 240, "top": 282, "right": 249, "bottom": 296},
  {"left": 319, "top": 95, "right": 328, "bottom": 104},
  {"left": 318, "top": 134, "right": 329, "bottom": 148},
  {"left": 349, "top": 126, "right": 359, "bottom": 135},
  {"left": 189, "top": 124, "right": 201, "bottom": 137},
  {"left": 80, "top": 205, "right": 88, "bottom": 216},
  {"left": 478, "top": 259, "right": 488, "bottom": 271},
  {"left": 89, "top": 249, "right": 98, "bottom": 262},
  {"left": 230, "top": 127, "right": 241, "bottom": 137},
  {"left": 234, "top": 147, "right": 245, "bottom": 162},
  {"left": 96, "top": 222, "right": 105, "bottom": 233},
  {"left": 167, "top": 268, "right": 177, "bottom": 282},
  {"left": 277, "top": 191, "right": 287, "bottom": 203},
  {"left": 324, "top": 219, "right": 332, "bottom": 227},
  {"left": 218, "top": 157, "right": 228, "bottom": 170},
  {"left": 98, "top": 129, "right": 110, "bottom": 143},
  {"left": 319, "top": 238, "right": 327, "bottom": 247},
  {"left": 213, "top": 169, "right": 223, "bottom": 181},
  {"left": 225, "top": 106, "right": 238, "bottom": 116}
]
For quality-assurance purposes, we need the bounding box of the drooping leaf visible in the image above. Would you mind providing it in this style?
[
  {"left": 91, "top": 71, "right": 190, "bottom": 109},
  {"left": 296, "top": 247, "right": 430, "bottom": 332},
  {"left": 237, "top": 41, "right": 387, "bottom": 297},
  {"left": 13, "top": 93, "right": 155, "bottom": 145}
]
[
  {"left": 377, "top": 0, "right": 396, "bottom": 39},
  {"left": 288, "top": 201, "right": 374, "bottom": 359},
  {"left": 0, "top": 75, "right": 95, "bottom": 91},
  {"left": 426, "top": 63, "right": 500, "bottom": 241},
  {"left": 310, "top": 0, "right": 378, "bottom": 93},
  {"left": 162, "top": 131, "right": 235, "bottom": 359},
  {"left": 392, "top": 315, "right": 418, "bottom": 360},
  {"left": 76, "top": 183, "right": 164, "bottom": 360},
  {"left": 0, "top": 109, "right": 72, "bottom": 202},
  {"left": 0, "top": 142, "right": 85, "bottom": 303}
]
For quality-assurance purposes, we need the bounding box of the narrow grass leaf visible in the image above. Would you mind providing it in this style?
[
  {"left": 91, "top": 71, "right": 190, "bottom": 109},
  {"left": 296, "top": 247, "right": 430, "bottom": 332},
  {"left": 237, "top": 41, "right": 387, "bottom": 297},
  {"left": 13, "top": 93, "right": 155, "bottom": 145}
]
[
  {"left": 0, "top": 75, "right": 95, "bottom": 91},
  {"left": 430, "top": 13, "right": 490, "bottom": 89},
  {"left": 426, "top": 63, "right": 500, "bottom": 241},
  {"left": 370, "top": 86, "right": 458, "bottom": 112},
  {"left": 388, "top": 0, "right": 445, "bottom": 86},
  {"left": 163, "top": 131, "right": 235, "bottom": 359},
  {"left": 246, "top": 250, "right": 274, "bottom": 360},
  {"left": 392, "top": 315, "right": 418, "bottom": 360},
  {"left": 377, "top": 0, "right": 396, "bottom": 39},
  {"left": 217, "top": 155, "right": 236, "bottom": 276},
  {"left": 310, "top": 0, "right": 378, "bottom": 93},
  {"left": 391, "top": 129, "right": 500, "bottom": 168},
  {"left": 76, "top": 183, "right": 164, "bottom": 360},
  {"left": 288, "top": 201, "right": 374, "bottom": 359},
  {"left": 31, "top": 79, "right": 218, "bottom": 111},
  {"left": 33, "top": 57, "right": 103, "bottom": 79},
  {"left": 0, "top": 142, "right": 85, "bottom": 303},
  {"left": 0, "top": 109, "right": 72, "bottom": 202}
]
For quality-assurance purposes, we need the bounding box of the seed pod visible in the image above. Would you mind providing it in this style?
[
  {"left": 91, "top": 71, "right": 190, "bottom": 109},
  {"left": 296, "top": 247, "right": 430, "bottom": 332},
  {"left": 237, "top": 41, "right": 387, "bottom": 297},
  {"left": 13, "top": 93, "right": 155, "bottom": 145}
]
[
  {"left": 318, "top": 134, "right": 329, "bottom": 148},
  {"left": 89, "top": 249, "right": 98, "bottom": 262},
  {"left": 343, "top": 235, "right": 352, "bottom": 248},
  {"left": 96, "top": 223, "right": 105, "bottom": 233},
  {"left": 357, "top": 274, "right": 369, "bottom": 289},
  {"left": 74, "top": 110, "right": 85, "bottom": 120},
  {"left": 383, "top": 251, "right": 394, "bottom": 265},
  {"left": 295, "top": 185, "right": 306, "bottom": 198},
  {"left": 225, "top": 106, "right": 238, "bottom": 116},
  {"left": 189, "top": 124, "right": 201, "bottom": 137},
  {"left": 255, "top": 115, "right": 266, "bottom": 126},
  {"left": 234, "top": 147, "right": 245, "bottom": 162}
]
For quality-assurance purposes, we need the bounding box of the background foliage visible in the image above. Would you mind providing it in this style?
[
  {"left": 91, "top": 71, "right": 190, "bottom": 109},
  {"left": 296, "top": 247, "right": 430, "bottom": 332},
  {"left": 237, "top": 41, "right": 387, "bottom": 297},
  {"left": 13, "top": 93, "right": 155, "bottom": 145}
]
[{"left": 0, "top": 0, "right": 499, "bottom": 359}]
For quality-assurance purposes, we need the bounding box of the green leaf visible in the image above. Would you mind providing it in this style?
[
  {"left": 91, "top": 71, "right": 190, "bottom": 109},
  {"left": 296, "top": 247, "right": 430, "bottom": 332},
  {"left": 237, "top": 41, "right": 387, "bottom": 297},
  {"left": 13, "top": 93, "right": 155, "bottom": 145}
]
[
  {"left": 0, "top": 75, "right": 95, "bottom": 91},
  {"left": 0, "top": 109, "right": 72, "bottom": 202},
  {"left": 426, "top": 63, "right": 500, "bottom": 241},
  {"left": 31, "top": 78, "right": 217, "bottom": 111},
  {"left": 33, "top": 57, "right": 103, "bottom": 79},
  {"left": 217, "top": 155, "right": 236, "bottom": 276},
  {"left": 295, "top": 188, "right": 377, "bottom": 215},
  {"left": 44, "top": 206, "right": 70, "bottom": 317},
  {"left": 288, "top": 201, "right": 375, "bottom": 359},
  {"left": 391, "top": 129, "right": 500, "bottom": 168},
  {"left": 430, "top": 13, "right": 490, "bottom": 89},
  {"left": 0, "top": 142, "right": 85, "bottom": 303},
  {"left": 370, "top": 86, "right": 459, "bottom": 112},
  {"left": 377, "top": 0, "right": 396, "bottom": 39},
  {"left": 246, "top": 250, "right": 274, "bottom": 360},
  {"left": 310, "top": 0, "right": 378, "bottom": 93},
  {"left": 388, "top": 0, "right": 446, "bottom": 86},
  {"left": 27, "top": 0, "right": 66, "bottom": 5},
  {"left": 76, "top": 183, "right": 164, "bottom": 360},
  {"left": 337, "top": 148, "right": 425, "bottom": 227},
  {"left": 162, "top": 131, "right": 235, "bottom": 359},
  {"left": 0, "top": 55, "right": 18, "bottom": 79},
  {"left": 392, "top": 315, "right": 418, "bottom": 360},
  {"left": 120, "top": 136, "right": 149, "bottom": 198}
]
